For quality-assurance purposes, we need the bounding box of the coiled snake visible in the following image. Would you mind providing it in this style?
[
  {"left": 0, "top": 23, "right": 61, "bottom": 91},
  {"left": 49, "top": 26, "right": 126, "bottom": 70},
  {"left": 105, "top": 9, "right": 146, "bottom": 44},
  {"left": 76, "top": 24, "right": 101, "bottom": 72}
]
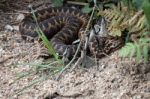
[{"left": 19, "top": 7, "right": 126, "bottom": 59}]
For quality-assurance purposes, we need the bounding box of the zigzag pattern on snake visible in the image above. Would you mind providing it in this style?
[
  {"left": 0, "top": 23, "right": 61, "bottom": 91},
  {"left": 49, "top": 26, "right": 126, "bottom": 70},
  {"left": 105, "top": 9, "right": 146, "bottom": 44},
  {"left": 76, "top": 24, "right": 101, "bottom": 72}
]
[
  {"left": 19, "top": 7, "right": 89, "bottom": 58},
  {"left": 19, "top": 7, "right": 126, "bottom": 59}
]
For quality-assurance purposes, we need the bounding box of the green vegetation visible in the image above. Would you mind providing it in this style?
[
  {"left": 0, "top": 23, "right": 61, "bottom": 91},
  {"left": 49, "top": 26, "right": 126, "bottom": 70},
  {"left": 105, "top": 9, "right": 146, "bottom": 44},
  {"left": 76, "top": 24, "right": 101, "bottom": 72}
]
[
  {"left": 119, "top": 0, "right": 150, "bottom": 63},
  {"left": 51, "top": 0, "right": 64, "bottom": 7}
]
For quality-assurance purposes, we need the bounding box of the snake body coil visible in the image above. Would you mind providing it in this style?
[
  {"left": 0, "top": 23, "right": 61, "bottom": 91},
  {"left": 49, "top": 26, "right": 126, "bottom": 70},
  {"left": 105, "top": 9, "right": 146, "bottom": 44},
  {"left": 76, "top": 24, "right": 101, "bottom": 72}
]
[
  {"left": 19, "top": 7, "right": 89, "bottom": 58},
  {"left": 20, "top": 7, "right": 127, "bottom": 59}
]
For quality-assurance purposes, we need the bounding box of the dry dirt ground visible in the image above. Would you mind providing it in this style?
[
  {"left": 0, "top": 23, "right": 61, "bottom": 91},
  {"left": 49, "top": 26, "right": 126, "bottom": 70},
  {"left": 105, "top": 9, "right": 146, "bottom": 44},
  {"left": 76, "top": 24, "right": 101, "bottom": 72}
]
[{"left": 0, "top": 0, "right": 150, "bottom": 99}]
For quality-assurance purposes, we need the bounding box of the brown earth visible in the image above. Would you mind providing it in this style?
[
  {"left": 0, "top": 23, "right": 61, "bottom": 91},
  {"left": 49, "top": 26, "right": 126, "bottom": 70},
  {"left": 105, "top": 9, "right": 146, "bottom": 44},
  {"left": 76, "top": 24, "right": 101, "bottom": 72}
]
[{"left": 0, "top": 0, "right": 150, "bottom": 99}]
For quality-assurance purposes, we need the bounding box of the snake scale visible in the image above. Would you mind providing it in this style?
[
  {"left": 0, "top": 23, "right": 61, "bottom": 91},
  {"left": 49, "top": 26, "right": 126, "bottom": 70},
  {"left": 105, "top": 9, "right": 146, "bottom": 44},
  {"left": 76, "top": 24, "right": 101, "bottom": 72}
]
[{"left": 19, "top": 7, "right": 126, "bottom": 59}]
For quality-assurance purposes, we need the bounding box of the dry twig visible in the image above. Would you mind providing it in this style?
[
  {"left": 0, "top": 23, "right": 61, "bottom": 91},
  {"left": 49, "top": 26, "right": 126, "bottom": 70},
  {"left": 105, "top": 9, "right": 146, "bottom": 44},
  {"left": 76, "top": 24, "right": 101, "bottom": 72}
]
[{"left": 56, "top": 5, "right": 96, "bottom": 80}]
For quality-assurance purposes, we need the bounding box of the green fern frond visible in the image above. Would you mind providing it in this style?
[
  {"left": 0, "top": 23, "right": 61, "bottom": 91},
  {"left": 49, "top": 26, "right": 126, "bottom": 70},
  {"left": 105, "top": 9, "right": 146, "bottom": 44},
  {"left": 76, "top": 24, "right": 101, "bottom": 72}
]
[
  {"left": 119, "top": 36, "right": 150, "bottom": 62},
  {"left": 119, "top": 42, "right": 136, "bottom": 57},
  {"left": 143, "top": 45, "right": 149, "bottom": 63},
  {"left": 135, "top": 43, "right": 142, "bottom": 61}
]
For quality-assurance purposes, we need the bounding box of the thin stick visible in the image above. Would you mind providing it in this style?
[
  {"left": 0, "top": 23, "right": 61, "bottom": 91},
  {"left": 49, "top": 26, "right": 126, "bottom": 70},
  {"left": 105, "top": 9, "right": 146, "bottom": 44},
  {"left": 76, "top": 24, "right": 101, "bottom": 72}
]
[
  {"left": 71, "top": 6, "right": 96, "bottom": 69},
  {"left": 56, "top": 5, "right": 96, "bottom": 80},
  {"left": 71, "top": 34, "right": 88, "bottom": 71},
  {"left": 56, "top": 42, "right": 81, "bottom": 80},
  {"left": 67, "top": 1, "right": 88, "bottom": 6}
]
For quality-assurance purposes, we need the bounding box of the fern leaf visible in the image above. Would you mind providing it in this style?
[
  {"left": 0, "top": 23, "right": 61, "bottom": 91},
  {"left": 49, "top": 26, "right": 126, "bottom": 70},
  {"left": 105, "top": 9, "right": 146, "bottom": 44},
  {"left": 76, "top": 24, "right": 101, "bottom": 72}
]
[
  {"left": 143, "top": 44, "right": 149, "bottom": 63},
  {"left": 119, "top": 43, "right": 135, "bottom": 57},
  {"left": 135, "top": 43, "right": 142, "bottom": 61},
  {"left": 129, "top": 43, "right": 136, "bottom": 58}
]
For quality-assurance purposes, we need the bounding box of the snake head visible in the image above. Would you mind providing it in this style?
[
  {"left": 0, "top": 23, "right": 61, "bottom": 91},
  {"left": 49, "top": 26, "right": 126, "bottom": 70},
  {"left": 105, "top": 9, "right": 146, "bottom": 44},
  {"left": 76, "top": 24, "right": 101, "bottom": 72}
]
[
  {"left": 93, "top": 17, "right": 109, "bottom": 37},
  {"left": 89, "top": 17, "right": 108, "bottom": 42}
]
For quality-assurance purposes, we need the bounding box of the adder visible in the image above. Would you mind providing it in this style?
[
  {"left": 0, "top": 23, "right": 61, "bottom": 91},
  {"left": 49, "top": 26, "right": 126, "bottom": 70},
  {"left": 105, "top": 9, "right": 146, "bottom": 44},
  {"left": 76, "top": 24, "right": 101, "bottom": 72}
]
[{"left": 19, "top": 7, "right": 126, "bottom": 60}]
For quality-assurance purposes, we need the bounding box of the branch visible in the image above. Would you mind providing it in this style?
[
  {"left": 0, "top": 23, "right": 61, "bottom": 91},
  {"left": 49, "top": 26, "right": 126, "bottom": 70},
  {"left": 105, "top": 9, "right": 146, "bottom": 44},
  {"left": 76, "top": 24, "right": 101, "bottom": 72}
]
[{"left": 56, "top": 5, "right": 96, "bottom": 80}]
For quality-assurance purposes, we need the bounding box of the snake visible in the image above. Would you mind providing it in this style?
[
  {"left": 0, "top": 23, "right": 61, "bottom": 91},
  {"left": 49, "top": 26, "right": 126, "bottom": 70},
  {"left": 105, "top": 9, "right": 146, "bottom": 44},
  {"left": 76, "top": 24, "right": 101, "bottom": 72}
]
[{"left": 19, "top": 7, "right": 126, "bottom": 59}]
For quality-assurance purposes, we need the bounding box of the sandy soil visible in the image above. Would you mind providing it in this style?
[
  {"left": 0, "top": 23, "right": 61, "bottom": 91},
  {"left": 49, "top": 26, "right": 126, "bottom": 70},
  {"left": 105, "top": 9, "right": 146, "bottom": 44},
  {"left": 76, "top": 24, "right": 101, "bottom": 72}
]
[{"left": 0, "top": 0, "right": 150, "bottom": 99}]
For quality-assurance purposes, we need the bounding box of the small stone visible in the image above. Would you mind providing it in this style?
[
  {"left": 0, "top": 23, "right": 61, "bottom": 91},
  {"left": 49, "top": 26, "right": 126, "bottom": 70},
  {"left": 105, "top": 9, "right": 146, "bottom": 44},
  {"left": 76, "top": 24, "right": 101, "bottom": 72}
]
[
  {"left": 5, "top": 25, "right": 14, "bottom": 32},
  {"left": 133, "top": 95, "right": 142, "bottom": 99},
  {"left": 16, "top": 14, "right": 25, "bottom": 21}
]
